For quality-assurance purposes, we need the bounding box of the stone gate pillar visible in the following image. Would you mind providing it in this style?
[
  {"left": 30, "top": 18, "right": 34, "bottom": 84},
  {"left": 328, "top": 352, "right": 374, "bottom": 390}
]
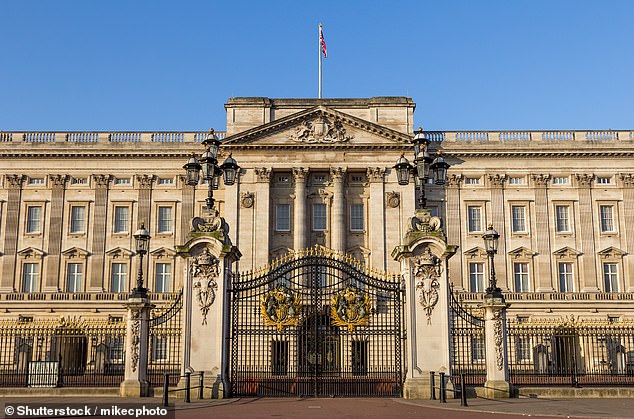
[
  {"left": 392, "top": 209, "right": 457, "bottom": 399},
  {"left": 481, "top": 295, "right": 511, "bottom": 398},
  {"left": 120, "top": 296, "right": 154, "bottom": 397},
  {"left": 176, "top": 208, "right": 241, "bottom": 398}
]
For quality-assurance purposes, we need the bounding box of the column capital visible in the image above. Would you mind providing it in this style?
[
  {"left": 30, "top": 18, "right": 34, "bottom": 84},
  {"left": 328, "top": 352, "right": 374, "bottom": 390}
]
[
  {"left": 5, "top": 174, "right": 24, "bottom": 189},
  {"left": 92, "top": 174, "right": 111, "bottom": 189},
  {"left": 366, "top": 167, "right": 385, "bottom": 183},
  {"left": 330, "top": 166, "right": 347, "bottom": 182},
  {"left": 292, "top": 167, "right": 308, "bottom": 182},
  {"left": 574, "top": 173, "right": 594, "bottom": 188},
  {"left": 530, "top": 174, "right": 550, "bottom": 188},
  {"left": 135, "top": 174, "right": 154, "bottom": 189},
  {"left": 487, "top": 174, "right": 507, "bottom": 189},
  {"left": 619, "top": 173, "right": 634, "bottom": 188},
  {"left": 446, "top": 174, "right": 463, "bottom": 188},
  {"left": 254, "top": 167, "right": 272, "bottom": 183},
  {"left": 48, "top": 174, "right": 68, "bottom": 189}
]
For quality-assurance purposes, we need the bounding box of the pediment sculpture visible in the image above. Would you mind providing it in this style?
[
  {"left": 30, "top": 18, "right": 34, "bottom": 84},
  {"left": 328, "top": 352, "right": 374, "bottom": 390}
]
[
  {"left": 191, "top": 247, "right": 220, "bottom": 325},
  {"left": 413, "top": 248, "right": 442, "bottom": 324},
  {"left": 289, "top": 115, "right": 353, "bottom": 143}
]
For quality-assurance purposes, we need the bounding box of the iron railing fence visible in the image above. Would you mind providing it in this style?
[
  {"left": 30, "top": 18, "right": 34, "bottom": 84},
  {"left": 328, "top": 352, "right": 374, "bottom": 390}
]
[
  {"left": 0, "top": 316, "right": 125, "bottom": 387},
  {"left": 507, "top": 317, "right": 634, "bottom": 386},
  {"left": 148, "top": 291, "right": 183, "bottom": 387},
  {"left": 449, "top": 286, "right": 486, "bottom": 386}
]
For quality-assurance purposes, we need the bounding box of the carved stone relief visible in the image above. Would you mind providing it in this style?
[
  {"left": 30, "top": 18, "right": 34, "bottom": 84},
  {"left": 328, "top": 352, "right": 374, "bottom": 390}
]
[
  {"left": 289, "top": 115, "right": 353, "bottom": 143},
  {"left": 413, "top": 248, "right": 442, "bottom": 323},
  {"left": 191, "top": 247, "right": 220, "bottom": 325},
  {"left": 493, "top": 310, "right": 504, "bottom": 370},
  {"left": 254, "top": 167, "right": 272, "bottom": 183},
  {"left": 129, "top": 308, "right": 142, "bottom": 372},
  {"left": 240, "top": 192, "right": 255, "bottom": 208},
  {"left": 366, "top": 167, "right": 386, "bottom": 183},
  {"left": 385, "top": 191, "right": 400, "bottom": 208}
]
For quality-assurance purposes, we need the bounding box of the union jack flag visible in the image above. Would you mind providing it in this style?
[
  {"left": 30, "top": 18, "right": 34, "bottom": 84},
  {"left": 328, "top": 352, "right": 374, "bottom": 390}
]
[{"left": 320, "top": 26, "right": 327, "bottom": 58}]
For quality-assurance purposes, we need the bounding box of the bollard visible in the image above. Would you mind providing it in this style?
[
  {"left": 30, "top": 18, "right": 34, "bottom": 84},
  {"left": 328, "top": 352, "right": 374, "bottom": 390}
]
[
  {"left": 439, "top": 372, "right": 446, "bottom": 403},
  {"left": 460, "top": 373, "right": 468, "bottom": 407},
  {"left": 199, "top": 371, "right": 204, "bottom": 400},
  {"left": 162, "top": 374, "right": 169, "bottom": 407},
  {"left": 185, "top": 372, "right": 191, "bottom": 403},
  {"left": 430, "top": 371, "right": 436, "bottom": 400}
]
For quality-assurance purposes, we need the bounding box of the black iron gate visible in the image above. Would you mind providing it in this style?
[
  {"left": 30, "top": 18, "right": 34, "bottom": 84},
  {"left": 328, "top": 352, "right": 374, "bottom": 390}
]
[
  {"left": 449, "top": 286, "right": 486, "bottom": 385},
  {"left": 230, "top": 247, "right": 403, "bottom": 397},
  {"left": 148, "top": 291, "right": 182, "bottom": 386}
]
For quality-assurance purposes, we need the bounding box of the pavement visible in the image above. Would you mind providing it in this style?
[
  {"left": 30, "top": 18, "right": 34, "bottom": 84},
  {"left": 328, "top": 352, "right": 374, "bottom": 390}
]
[{"left": 3, "top": 395, "right": 634, "bottom": 419}]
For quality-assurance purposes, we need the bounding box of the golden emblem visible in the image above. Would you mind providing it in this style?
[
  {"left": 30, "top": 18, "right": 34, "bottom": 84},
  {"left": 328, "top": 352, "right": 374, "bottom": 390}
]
[
  {"left": 260, "top": 287, "right": 301, "bottom": 331},
  {"left": 330, "top": 287, "right": 372, "bottom": 331}
]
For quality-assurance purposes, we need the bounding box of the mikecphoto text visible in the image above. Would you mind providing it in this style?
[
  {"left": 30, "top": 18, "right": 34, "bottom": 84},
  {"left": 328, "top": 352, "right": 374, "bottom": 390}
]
[{"left": 3, "top": 404, "right": 173, "bottom": 419}]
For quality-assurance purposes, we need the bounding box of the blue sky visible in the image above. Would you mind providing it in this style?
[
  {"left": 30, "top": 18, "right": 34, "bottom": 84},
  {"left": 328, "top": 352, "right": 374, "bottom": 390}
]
[{"left": 1, "top": 0, "right": 632, "bottom": 131}]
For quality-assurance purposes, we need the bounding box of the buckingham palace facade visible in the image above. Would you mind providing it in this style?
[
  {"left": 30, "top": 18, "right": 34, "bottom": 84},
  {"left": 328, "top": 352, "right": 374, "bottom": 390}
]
[{"left": 1, "top": 97, "right": 633, "bottom": 397}]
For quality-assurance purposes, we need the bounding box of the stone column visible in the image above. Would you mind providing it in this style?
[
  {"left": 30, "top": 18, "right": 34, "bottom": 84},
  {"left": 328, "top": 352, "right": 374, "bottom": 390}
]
[
  {"left": 367, "top": 167, "right": 386, "bottom": 270},
  {"left": 179, "top": 176, "right": 195, "bottom": 245},
  {"left": 480, "top": 296, "right": 511, "bottom": 398},
  {"left": 120, "top": 296, "right": 154, "bottom": 397},
  {"left": 88, "top": 175, "right": 111, "bottom": 291},
  {"left": 1, "top": 175, "right": 23, "bottom": 291},
  {"left": 135, "top": 175, "right": 154, "bottom": 227},
  {"left": 330, "top": 167, "right": 347, "bottom": 252},
  {"left": 619, "top": 173, "right": 634, "bottom": 291},
  {"left": 531, "top": 174, "right": 554, "bottom": 291},
  {"left": 292, "top": 168, "right": 308, "bottom": 251},
  {"left": 44, "top": 175, "right": 67, "bottom": 291},
  {"left": 576, "top": 174, "right": 599, "bottom": 291},
  {"left": 446, "top": 174, "right": 463, "bottom": 290},
  {"left": 488, "top": 174, "right": 508, "bottom": 290},
  {"left": 253, "top": 168, "right": 271, "bottom": 267}
]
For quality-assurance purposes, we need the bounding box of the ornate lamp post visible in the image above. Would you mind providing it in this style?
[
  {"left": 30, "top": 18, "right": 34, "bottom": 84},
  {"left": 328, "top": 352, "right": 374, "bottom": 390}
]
[
  {"left": 393, "top": 128, "right": 450, "bottom": 208},
  {"left": 482, "top": 224, "right": 503, "bottom": 298},
  {"left": 184, "top": 129, "right": 239, "bottom": 210},
  {"left": 131, "top": 222, "right": 151, "bottom": 298}
]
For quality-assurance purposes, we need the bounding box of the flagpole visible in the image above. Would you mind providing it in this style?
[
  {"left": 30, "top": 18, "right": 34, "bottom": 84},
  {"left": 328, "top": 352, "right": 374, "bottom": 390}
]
[{"left": 318, "top": 23, "right": 322, "bottom": 99}]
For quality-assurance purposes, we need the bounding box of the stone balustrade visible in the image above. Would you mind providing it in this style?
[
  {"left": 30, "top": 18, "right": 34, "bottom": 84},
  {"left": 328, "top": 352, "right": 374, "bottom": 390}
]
[
  {"left": 457, "top": 291, "right": 634, "bottom": 302},
  {"left": 426, "top": 130, "right": 632, "bottom": 142}
]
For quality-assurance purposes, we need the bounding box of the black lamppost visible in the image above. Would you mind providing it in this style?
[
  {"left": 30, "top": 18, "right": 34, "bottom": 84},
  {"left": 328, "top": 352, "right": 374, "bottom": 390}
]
[
  {"left": 131, "top": 222, "right": 151, "bottom": 298},
  {"left": 483, "top": 224, "right": 503, "bottom": 298},
  {"left": 183, "top": 129, "right": 239, "bottom": 210},
  {"left": 393, "top": 128, "right": 450, "bottom": 209}
]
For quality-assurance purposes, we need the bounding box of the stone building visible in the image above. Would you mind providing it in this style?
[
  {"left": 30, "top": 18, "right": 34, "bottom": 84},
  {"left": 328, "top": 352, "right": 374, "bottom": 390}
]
[{"left": 1, "top": 96, "right": 633, "bottom": 397}]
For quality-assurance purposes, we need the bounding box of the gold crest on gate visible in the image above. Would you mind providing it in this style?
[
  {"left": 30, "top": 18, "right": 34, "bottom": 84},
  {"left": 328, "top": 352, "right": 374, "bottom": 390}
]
[
  {"left": 330, "top": 287, "right": 372, "bottom": 332},
  {"left": 260, "top": 287, "right": 301, "bottom": 331}
]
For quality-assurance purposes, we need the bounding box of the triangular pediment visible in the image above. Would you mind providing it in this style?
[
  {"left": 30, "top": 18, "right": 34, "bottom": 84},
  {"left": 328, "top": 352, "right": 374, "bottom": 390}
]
[
  {"left": 105, "top": 247, "right": 134, "bottom": 259},
  {"left": 508, "top": 246, "right": 537, "bottom": 259},
  {"left": 464, "top": 247, "right": 488, "bottom": 259},
  {"left": 597, "top": 246, "right": 626, "bottom": 259},
  {"left": 553, "top": 246, "right": 582, "bottom": 259},
  {"left": 222, "top": 106, "right": 411, "bottom": 148},
  {"left": 62, "top": 247, "right": 90, "bottom": 259},
  {"left": 17, "top": 247, "right": 45, "bottom": 259},
  {"left": 150, "top": 247, "right": 177, "bottom": 259}
]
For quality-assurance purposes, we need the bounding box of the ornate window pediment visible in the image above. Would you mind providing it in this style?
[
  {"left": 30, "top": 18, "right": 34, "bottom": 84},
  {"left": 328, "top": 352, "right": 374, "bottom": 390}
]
[
  {"left": 553, "top": 246, "right": 582, "bottom": 259},
  {"left": 61, "top": 247, "right": 89, "bottom": 259},
  {"left": 464, "top": 247, "right": 488, "bottom": 259},
  {"left": 17, "top": 247, "right": 45, "bottom": 259},
  {"left": 597, "top": 246, "right": 626, "bottom": 260},
  {"left": 150, "top": 247, "right": 177, "bottom": 260},
  {"left": 106, "top": 247, "right": 134, "bottom": 259},
  {"left": 270, "top": 246, "right": 293, "bottom": 261},
  {"left": 345, "top": 245, "right": 370, "bottom": 265},
  {"left": 508, "top": 246, "right": 536, "bottom": 260}
]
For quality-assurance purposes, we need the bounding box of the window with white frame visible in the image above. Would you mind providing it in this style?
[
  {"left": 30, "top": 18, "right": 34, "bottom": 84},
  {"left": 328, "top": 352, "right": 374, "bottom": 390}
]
[
  {"left": 70, "top": 205, "right": 86, "bottom": 233},
  {"left": 275, "top": 204, "right": 291, "bottom": 231},
  {"left": 465, "top": 177, "right": 480, "bottom": 185},
  {"left": 553, "top": 176, "right": 569, "bottom": 185},
  {"left": 157, "top": 178, "right": 173, "bottom": 185},
  {"left": 312, "top": 203, "right": 327, "bottom": 231},
  {"left": 70, "top": 177, "right": 88, "bottom": 185},
  {"left": 350, "top": 204, "right": 364, "bottom": 231},
  {"left": 28, "top": 177, "right": 44, "bottom": 185},
  {"left": 111, "top": 263, "right": 128, "bottom": 292},
  {"left": 151, "top": 336, "right": 168, "bottom": 361},
  {"left": 555, "top": 205, "right": 570, "bottom": 233},
  {"left": 467, "top": 206, "right": 482, "bottom": 233},
  {"left": 471, "top": 335, "right": 485, "bottom": 361},
  {"left": 154, "top": 263, "right": 171, "bottom": 293},
  {"left": 511, "top": 205, "right": 527, "bottom": 233},
  {"left": 113, "top": 206, "right": 129, "bottom": 233},
  {"left": 22, "top": 263, "right": 39, "bottom": 292},
  {"left": 600, "top": 205, "right": 615, "bottom": 232},
  {"left": 469, "top": 262, "right": 485, "bottom": 292},
  {"left": 603, "top": 263, "right": 619, "bottom": 293},
  {"left": 558, "top": 262, "right": 574, "bottom": 292},
  {"left": 596, "top": 176, "right": 611, "bottom": 184},
  {"left": 515, "top": 336, "right": 532, "bottom": 361},
  {"left": 514, "top": 262, "right": 530, "bottom": 292},
  {"left": 113, "top": 177, "right": 131, "bottom": 185},
  {"left": 66, "top": 263, "right": 83, "bottom": 292},
  {"left": 26, "top": 206, "right": 42, "bottom": 234},
  {"left": 157, "top": 206, "right": 173, "bottom": 233},
  {"left": 509, "top": 177, "right": 525, "bottom": 185}
]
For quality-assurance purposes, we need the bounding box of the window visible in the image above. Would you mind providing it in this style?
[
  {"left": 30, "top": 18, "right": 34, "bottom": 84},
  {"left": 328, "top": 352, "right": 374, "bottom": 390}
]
[
  {"left": 22, "top": 263, "right": 39, "bottom": 292},
  {"left": 66, "top": 263, "right": 83, "bottom": 292},
  {"left": 516, "top": 337, "right": 532, "bottom": 361},
  {"left": 151, "top": 336, "right": 168, "bottom": 361},
  {"left": 509, "top": 177, "right": 525, "bottom": 185},
  {"left": 70, "top": 206, "right": 86, "bottom": 233},
  {"left": 157, "top": 206, "right": 172, "bottom": 233},
  {"left": 275, "top": 204, "right": 291, "bottom": 231},
  {"left": 313, "top": 174, "right": 327, "bottom": 184},
  {"left": 28, "top": 177, "right": 44, "bottom": 185},
  {"left": 277, "top": 175, "right": 290, "bottom": 183},
  {"left": 350, "top": 175, "right": 364, "bottom": 183},
  {"left": 26, "top": 206, "right": 42, "bottom": 234},
  {"left": 600, "top": 205, "right": 614, "bottom": 232},
  {"left": 596, "top": 177, "right": 611, "bottom": 184},
  {"left": 465, "top": 177, "right": 480, "bottom": 185},
  {"left": 514, "top": 262, "right": 529, "bottom": 292},
  {"left": 114, "top": 177, "right": 131, "bottom": 185},
  {"left": 511, "top": 206, "right": 526, "bottom": 233},
  {"left": 352, "top": 341, "right": 369, "bottom": 376},
  {"left": 469, "top": 262, "right": 485, "bottom": 292},
  {"left": 471, "top": 336, "right": 485, "bottom": 361},
  {"left": 114, "top": 206, "right": 129, "bottom": 233},
  {"left": 271, "top": 340, "right": 289, "bottom": 376},
  {"left": 350, "top": 204, "right": 364, "bottom": 231},
  {"left": 110, "top": 337, "right": 124, "bottom": 361},
  {"left": 558, "top": 262, "right": 574, "bottom": 292},
  {"left": 312, "top": 203, "right": 327, "bottom": 231},
  {"left": 71, "top": 177, "right": 88, "bottom": 185},
  {"left": 157, "top": 178, "right": 173, "bottom": 185},
  {"left": 555, "top": 205, "right": 570, "bottom": 232},
  {"left": 603, "top": 263, "right": 619, "bottom": 293},
  {"left": 467, "top": 206, "right": 482, "bottom": 233},
  {"left": 553, "top": 177, "right": 569, "bottom": 185},
  {"left": 111, "top": 263, "right": 127, "bottom": 292},
  {"left": 155, "top": 263, "right": 171, "bottom": 293}
]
